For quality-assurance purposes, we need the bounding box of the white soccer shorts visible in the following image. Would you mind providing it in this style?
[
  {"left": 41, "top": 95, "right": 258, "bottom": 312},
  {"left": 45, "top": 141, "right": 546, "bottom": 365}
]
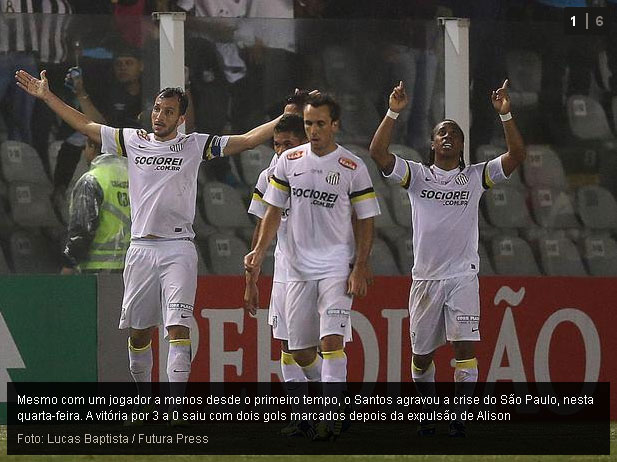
[
  {"left": 268, "top": 281, "right": 289, "bottom": 341},
  {"left": 285, "top": 277, "right": 353, "bottom": 350},
  {"left": 408, "top": 274, "right": 480, "bottom": 355},
  {"left": 119, "top": 239, "right": 198, "bottom": 334}
]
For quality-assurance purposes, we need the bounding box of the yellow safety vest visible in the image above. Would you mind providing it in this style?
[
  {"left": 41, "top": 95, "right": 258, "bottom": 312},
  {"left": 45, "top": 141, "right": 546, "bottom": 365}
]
[{"left": 79, "top": 156, "right": 131, "bottom": 271}]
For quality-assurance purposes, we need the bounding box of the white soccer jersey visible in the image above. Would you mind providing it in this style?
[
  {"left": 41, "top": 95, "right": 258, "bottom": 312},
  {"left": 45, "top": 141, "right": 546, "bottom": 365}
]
[
  {"left": 101, "top": 125, "right": 228, "bottom": 239},
  {"left": 248, "top": 163, "right": 290, "bottom": 283},
  {"left": 264, "top": 143, "right": 381, "bottom": 281},
  {"left": 386, "top": 155, "right": 508, "bottom": 280}
]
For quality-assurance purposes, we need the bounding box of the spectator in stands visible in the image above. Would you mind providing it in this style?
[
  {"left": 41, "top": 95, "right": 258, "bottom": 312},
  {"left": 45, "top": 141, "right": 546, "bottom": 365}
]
[
  {"left": 53, "top": 47, "right": 145, "bottom": 204},
  {"left": 0, "top": 0, "right": 72, "bottom": 147},
  {"left": 60, "top": 138, "right": 130, "bottom": 274}
]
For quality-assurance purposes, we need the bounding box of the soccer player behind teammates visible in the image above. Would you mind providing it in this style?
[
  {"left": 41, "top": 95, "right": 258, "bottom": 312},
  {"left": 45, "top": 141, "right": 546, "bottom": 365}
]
[
  {"left": 244, "top": 93, "right": 380, "bottom": 440},
  {"left": 369, "top": 80, "right": 526, "bottom": 437},
  {"left": 244, "top": 113, "right": 308, "bottom": 437},
  {"left": 15, "top": 69, "right": 282, "bottom": 422}
]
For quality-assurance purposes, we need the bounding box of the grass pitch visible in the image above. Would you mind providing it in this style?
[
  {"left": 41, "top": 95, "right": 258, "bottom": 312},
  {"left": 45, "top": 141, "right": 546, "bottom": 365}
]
[{"left": 0, "top": 424, "right": 615, "bottom": 462}]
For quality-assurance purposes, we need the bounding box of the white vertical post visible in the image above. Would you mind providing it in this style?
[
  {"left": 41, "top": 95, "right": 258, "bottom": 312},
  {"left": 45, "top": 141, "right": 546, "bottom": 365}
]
[
  {"left": 438, "top": 17, "right": 470, "bottom": 165},
  {"left": 152, "top": 12, "right": 186, "bottom": 90},
  {"left": 152, "top": 11, "right": 187, "bottom": 380}
]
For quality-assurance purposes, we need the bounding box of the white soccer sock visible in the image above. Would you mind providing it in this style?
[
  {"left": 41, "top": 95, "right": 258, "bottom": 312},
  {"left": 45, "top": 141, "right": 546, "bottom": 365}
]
[
  {"left": 453, "top": 358, "right": 478, "bottom": 417},
  {"left": 281, "top": 351, "right": 306, "bottom": 383},
  {"left": 321, "top": 349, "right": 347, "bottom": 383},
  {"left": 411, "top": 359, "right": 435, "bottom": 383},
  {"left": 412, "top": 359, "right": 437, "bottom": 410},
  {"left": 454, "top": 358, "right": 478, "bottom": 383},
  {"left": 167, "top": 339, "right": 192, "bottom": 383},
  {"left": 128, "top": 338, "right": 152, "bottom": 383},
  {"left": 300, "top": 353, "right": 323, "bottom": 382}
]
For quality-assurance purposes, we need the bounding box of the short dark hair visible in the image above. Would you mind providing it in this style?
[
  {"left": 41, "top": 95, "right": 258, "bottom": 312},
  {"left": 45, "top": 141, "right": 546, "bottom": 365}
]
[
  {"left": 305, "top": 93, "right": 340, "bottom": 122},
  {"left": 274, "top": 114, "right": 306, "bottom": 140},
  {"left": 156, "top": 87, "right": 189, "bottom": 115},
  {"left": 427, "top": 119, "right": 465, "bottom": 170}
]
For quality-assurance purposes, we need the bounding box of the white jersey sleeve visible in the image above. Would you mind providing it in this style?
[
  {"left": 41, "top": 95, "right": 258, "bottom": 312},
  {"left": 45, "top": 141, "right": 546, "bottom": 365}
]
[
  {"left": 383, "top": 154, "right": 414, "bottom": 189},
  {"left": 481, "top": 155, "right": 509, "bottom": 189},
  {"left": 100, "top": 125, "right": 128, "bottom": 157},
  {"left": 248, "top": 167, "right": 270, "bottom": 219},
  {"left": 263, "top": 156, "right": 290, "bottom": 209},
  {"left": 191, "top": 133, "right": 229, "bottom": 161},
  {"left": 349, "top": 162, "right": 381, "bottom": 219}
]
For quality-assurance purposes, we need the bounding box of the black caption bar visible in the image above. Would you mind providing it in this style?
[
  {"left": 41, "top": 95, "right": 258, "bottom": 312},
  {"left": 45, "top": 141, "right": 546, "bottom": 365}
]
[{"left": 7, "top": 382, "right": 609, "bottom": 455}]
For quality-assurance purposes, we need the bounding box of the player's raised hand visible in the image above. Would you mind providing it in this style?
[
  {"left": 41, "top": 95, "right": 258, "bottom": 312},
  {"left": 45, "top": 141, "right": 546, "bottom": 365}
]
[
  {"left": 15, "top": 70, "right": 50, "bottom": 100},
  {"left": 389, "top": 81, "right": 408, "bottom": 113},
  {"left": 491, "top": 79, "right": 511, "bottom": 115}
]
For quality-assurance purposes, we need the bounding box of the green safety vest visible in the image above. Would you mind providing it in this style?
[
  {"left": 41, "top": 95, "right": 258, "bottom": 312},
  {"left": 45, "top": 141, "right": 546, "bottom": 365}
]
[{"left": 79, "top": 156, "right": 131, "bottom": 271}]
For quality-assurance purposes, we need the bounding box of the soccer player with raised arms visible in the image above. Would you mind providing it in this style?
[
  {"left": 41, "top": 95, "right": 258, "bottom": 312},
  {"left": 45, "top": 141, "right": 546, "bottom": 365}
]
[
  {"left": 15, "top": 69, "right": 281, "bottom": 414},
  {"left": 369, "top": 80, "right": 526, "bottom": 437}
]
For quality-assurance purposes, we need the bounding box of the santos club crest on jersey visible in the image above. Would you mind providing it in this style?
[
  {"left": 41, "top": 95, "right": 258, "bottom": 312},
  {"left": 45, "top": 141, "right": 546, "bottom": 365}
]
[
  {"left": 455, "top": 172, "right": 469, "bottom": 185},
  {"left": 326, "top": 171, "right": 340, "bottom": 185}
]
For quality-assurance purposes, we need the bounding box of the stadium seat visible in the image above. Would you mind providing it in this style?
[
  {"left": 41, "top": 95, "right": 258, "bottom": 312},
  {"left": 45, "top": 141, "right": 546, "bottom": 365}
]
[
  {"left": 393, "top": 235, "right": 413, "bottom": 275},
  {"left": 538, "top": 236, "right": 587, "bottom": 276},
  {"left": 491, "top": 235, "right": 542, "bottom": 276},
  {"left": 371, "top": 237, "right": 401, "bottom": 275},
  {"left": 474, "top": 144, "right": 524, "bottom": 188},
  {"left": 478, "top": 207, "right": 500, "bottom": 243},
  {"left": 612, "top": 96, "right": 617, "bottom": 135},
  {"left": 237, "top": 146, "right": 275, "bottom": 187},
  {"left": 337, "top": 93, "right": 381, "bottom": 145},
  {"left": 193, "top": 207, "right": 218, "bottom": 240},
  {"left": 0, "top": 202, "right": 15, "bottom": 239},
  {"left": 0, "top": 140, "right": 50, "bottom": 185},
  {"left": 8, "top": 182, "right": 62, "bottom": 228},
  {"left": 390, "top": 144, "right": 423, "bottom": 162},
  {"left": 374, "top": 196, "right": 406, "bottom": 243},
  {"left": 529, "top": 187, "right": 579, "bottom": 229},
  {"left": 576, "top": 185, "right": 617, "bottom": 230},
  {"left": 484, "top": 184, "right": 533, "bottom": 228},
  {"left": 197, "top": 250, "right": 210, "bottom": 275},
  {"left": 47, "top": 140, "right": 63, "bottom": 179},
  {"left": 202, "top": 181, "right": 252, "bottom": 228},
  {"left": 522, "top": 145, "right": 567, "bottom": 189},
  {"left": 203, "top": 233, "right": 248, "bottom": 275},
  {"left": 9, "top": 230, "right": 59, "bottom": 273},
  {"left": 506, "top": 50, "right": 541, "bottom": 107},
  {"left": 388, "top": 184, "right": 412, "bottom": 228},
  {"left": 567, "top": 95, "right": 614, "bottom": 141},
  {"left": 0, "top": 247, "right": 10, "bottom": 273},
  {"left": 581, "top": 235, "right": 617, "bottom": 276},
  {"left": 478, "top": 242, "right": 495, "bottom": 276}
]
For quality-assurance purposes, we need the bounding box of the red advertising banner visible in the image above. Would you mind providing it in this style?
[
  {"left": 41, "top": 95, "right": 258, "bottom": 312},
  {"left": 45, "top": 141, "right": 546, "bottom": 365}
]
[{"left": 158, "top": 276, "right": 616, "bottom": 418}]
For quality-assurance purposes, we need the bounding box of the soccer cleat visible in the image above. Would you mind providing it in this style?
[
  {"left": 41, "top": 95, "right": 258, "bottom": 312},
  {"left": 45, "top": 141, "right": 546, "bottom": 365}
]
[
  {"left": 280, "top": 421, "right": 303, "bottom": 437},
  {"left": 296, "top": 421, "right": 316, "bottom": 440},
  {"left": 417, "top": 419, "right": 436, "bottom": 436},
  {"left": 312, "top": 421, "right": 334, "bottom": 442},
  {"left": 449, "top": 419, "right": 466, "bottom": 437},
  {"left": 123, "top": 402, "right": 155, "bottom": 427}
]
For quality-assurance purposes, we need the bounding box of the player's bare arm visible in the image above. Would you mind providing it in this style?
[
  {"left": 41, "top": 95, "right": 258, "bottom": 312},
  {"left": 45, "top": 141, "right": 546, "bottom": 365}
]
[
  {"left": 224, "top": 115, "right": 283, "bottom": 156},
  {"left": 15, "top": 70, "right": 102, "bottom": 144},
  {"left": 492, "top": 79, "right": 526, "bottom": 176},
  {"left": 243, "top": 217, "right": 263, "bottom": 315},
  {"left": 244, "top": 204, "right": 282, "bottom": 279},
  {"left": 370, "top": 80, "right": 408, "bottom": 175},
  {"left": 347, "top": 217, "right": 374, "bottom": 298}
]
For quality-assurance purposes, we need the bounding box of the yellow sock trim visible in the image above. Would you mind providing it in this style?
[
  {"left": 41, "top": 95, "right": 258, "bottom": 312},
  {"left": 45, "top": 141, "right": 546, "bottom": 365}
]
[
  {"left": 411, "top": 360, "right": 434, "bottom": 373},
  {"left": 169, "top": 339, "right": 191, "bottom": 347},
  {"left": 455, "top": 358, "right": 478, "bottom": 369},
  {"left": 128, "top": 338, "right": 152, "bottom": 353},
  {"left": 280, "top": 351, "right": 296, "bottom": 366},
  {"left": 322, "top": 349, "right": 346, "bottom": 360}
]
